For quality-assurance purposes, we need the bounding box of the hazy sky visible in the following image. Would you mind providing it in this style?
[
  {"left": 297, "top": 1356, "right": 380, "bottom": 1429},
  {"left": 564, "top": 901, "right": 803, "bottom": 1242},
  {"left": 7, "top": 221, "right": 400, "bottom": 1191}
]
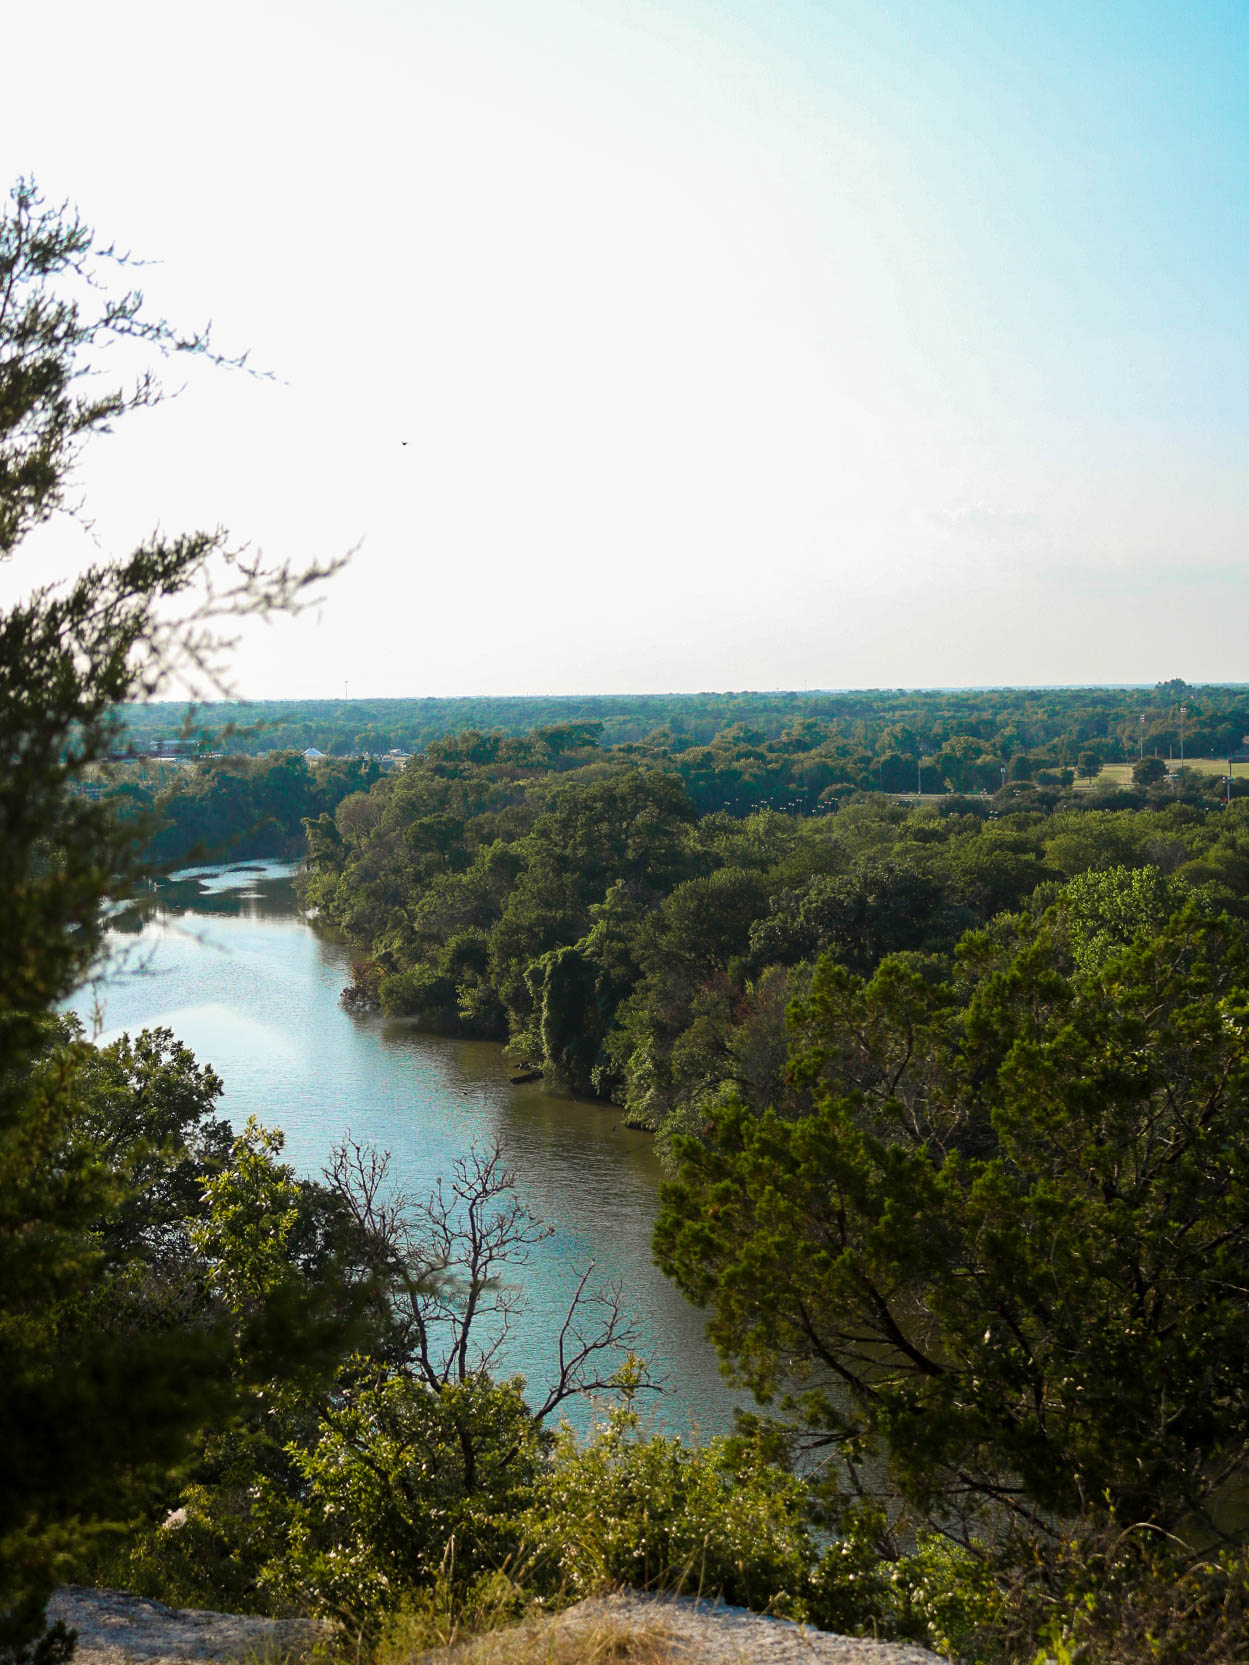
[{"left": 3, "top": 0, "right": 1247, "bottom": 696}]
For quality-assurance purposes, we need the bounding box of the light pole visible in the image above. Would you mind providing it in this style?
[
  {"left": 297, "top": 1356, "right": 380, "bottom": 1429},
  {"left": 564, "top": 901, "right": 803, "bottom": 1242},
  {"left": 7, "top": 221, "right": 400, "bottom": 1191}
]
[{"left": 1180, "top": 702, "right": 1186, "bottom": 766}]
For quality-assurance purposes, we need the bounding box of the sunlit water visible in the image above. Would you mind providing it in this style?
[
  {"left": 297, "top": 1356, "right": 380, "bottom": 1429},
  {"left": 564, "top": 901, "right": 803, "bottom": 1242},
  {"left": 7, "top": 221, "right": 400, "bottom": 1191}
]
[{"left": 68, "top": 863, "right": 739, "bottom": 1436}]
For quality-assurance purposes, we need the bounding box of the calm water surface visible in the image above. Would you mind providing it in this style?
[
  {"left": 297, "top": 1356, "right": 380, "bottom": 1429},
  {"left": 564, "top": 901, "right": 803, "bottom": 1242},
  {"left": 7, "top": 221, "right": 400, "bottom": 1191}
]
[{"left": 69, "top": 863, "right": 738, "bottom": 1435}]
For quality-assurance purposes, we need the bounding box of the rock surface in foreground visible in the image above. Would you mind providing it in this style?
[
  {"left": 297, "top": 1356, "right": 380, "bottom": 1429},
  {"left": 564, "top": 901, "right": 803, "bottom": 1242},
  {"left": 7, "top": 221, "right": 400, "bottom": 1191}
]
[
  {"left": 47, "top": 1587, "right": 321, "bottom": 1665},
  {"left": 49, "top": 1587, "right": 953, "bottom": 1665},
  {"left": 453, "top": 1593, "right": 952, "bottom": 1665}
]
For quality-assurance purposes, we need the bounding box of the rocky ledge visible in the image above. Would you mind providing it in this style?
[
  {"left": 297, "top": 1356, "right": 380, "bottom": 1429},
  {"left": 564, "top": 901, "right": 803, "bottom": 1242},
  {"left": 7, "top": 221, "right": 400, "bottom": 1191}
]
[
  {"left": 47, "top": 1587, "right": 322, "bottom": 1665},
  {"left": 48, "top": 1587, "right": 953, "bottom": 1665}
]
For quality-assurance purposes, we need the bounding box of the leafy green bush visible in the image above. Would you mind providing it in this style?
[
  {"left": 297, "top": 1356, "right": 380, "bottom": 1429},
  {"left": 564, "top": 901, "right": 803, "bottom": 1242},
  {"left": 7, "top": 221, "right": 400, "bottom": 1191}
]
[
  {"left": 518, "top": 1401, "right": 878, "bottom": 1626},
  {"left": 97, "top": 1463, "right": 275, "bottom": 1614},
  {"left": 878, "top": 1535, "right": 1005, "bottom": 1662},
  {"left": 870, "top": 1522, "right": 1249, "bottom": 1665},
  {"left": 378, "top": 963, "right": 459, "bottom": 1025},
  {"left": 255, "top": 1370, "right": 548, "bottom": 1633},
  {"left": 1015, "top": 1528, "right": 1249, "bottom": 1665}
]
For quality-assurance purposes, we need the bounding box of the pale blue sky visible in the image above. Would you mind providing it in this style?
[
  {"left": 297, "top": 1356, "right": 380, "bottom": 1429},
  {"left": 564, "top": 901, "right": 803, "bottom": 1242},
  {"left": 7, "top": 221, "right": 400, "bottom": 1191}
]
[{"left": 2, "top": 0, "right": 1246, "bottom": 695}]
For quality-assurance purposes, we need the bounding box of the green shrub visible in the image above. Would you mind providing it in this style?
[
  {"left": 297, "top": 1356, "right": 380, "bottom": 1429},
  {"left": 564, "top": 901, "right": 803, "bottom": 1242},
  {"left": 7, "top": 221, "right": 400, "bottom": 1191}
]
[
  {"left": 880, "top": 1522, "right": 1249, "bottom": 1665},
  {"left": 1019, "top": 1528, "right": 1249, "bottom": 1665},
  {"left": 85, "top": 1407, "right": 316, "bottom": 1616},
  {"left": 519, "top": 1402, "right": 874, "bottom": 1625},
  {"left": 879, "top": 1534, "right": 1005, "bottom": 1662},
  {"left": 99, "top": 1479, "right": 272, "bottom": 1615},
  {"left": 378, "top": 963, "right": 458, "bottom": 1024},
  {"left": 256, "top": 1371, "right": 548, "bottom": 1633}
]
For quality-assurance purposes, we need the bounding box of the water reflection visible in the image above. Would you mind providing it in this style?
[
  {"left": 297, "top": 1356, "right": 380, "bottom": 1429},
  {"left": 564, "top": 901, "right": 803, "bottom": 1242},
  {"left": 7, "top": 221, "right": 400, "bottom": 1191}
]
[{"left": 68, "top": 863, "right": 738, "bottom": 1436}]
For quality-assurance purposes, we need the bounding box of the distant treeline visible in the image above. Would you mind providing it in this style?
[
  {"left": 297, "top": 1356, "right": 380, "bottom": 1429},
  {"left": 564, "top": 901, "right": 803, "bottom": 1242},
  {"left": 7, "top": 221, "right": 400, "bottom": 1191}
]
[{"left": 116, "top": 679, "right": 1249, "bottom": 766}]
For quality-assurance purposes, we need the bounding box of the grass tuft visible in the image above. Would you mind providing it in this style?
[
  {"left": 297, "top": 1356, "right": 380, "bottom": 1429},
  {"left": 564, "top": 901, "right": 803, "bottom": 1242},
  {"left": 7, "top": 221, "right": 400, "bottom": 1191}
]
[{"left": 406, "top": 1605, "right": 695, "bottom": 1665}]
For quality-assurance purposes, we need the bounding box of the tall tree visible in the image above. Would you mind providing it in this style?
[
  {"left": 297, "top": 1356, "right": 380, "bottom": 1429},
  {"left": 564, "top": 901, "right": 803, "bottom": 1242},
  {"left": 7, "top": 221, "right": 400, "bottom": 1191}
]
[
  {"left": 0, "top": 179, "right": 334, "bottom": 1662},
  {"left": 655, "top": 904, "right": 1249, "bottom": 1544}
]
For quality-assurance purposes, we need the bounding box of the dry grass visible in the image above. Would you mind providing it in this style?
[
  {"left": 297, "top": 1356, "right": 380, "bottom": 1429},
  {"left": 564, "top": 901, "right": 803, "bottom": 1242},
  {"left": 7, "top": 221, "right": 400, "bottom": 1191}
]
[{"left": 406, "top": 1604, "right": 700, "bottom": 1665}]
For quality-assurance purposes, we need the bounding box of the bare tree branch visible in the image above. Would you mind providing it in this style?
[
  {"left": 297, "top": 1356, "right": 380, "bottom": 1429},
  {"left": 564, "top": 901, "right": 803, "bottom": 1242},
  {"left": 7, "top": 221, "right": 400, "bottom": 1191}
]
[{"left": 323, "top": 1134, "right": 655, "bottom": 1416}]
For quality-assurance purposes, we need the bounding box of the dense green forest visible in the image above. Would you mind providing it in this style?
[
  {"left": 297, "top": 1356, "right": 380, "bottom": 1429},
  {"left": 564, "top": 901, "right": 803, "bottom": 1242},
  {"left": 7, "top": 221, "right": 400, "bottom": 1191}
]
[
  {"left": 298, "top": 719, "right": 1249, "bottom": 1138},
  {"left": 117, "top": 679, "right": 1249, "bottom": 770},
  {"left": 106, "top": 680, "right": 1249, "bottom": 875}
]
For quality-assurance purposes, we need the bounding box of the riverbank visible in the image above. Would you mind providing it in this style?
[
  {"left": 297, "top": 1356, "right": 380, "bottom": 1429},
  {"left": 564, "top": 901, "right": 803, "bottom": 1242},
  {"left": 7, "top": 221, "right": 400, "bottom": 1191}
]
[{"left": 66, "top": 861, "right": 741, "bottom": 1437}]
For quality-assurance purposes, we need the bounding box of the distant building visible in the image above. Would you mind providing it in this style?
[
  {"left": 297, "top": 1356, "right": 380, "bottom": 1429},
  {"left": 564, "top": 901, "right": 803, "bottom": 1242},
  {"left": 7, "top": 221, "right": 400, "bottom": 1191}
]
[{"left": 303, "top": 747, "right": 327, "bottom": 760}]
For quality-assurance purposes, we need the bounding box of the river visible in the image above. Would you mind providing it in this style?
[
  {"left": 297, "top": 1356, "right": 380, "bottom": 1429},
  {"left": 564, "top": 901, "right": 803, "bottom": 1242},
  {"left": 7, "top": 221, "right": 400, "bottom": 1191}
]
[{"left": 67, "top": 861, "right": 739, "bottom": 1436}]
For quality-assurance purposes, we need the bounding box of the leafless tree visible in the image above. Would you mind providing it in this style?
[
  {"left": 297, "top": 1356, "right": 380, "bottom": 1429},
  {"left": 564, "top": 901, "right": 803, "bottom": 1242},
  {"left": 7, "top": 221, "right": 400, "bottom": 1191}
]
[{"left": 324, "top": 1136, "right": 653, "bottom": 1418}]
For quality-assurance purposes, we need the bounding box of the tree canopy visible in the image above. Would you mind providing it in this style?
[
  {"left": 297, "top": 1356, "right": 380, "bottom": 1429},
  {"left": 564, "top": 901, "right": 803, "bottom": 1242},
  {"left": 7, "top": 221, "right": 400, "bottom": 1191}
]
[{"left": 655, "top": 897, "right": 1249, "bottom": 1541}]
